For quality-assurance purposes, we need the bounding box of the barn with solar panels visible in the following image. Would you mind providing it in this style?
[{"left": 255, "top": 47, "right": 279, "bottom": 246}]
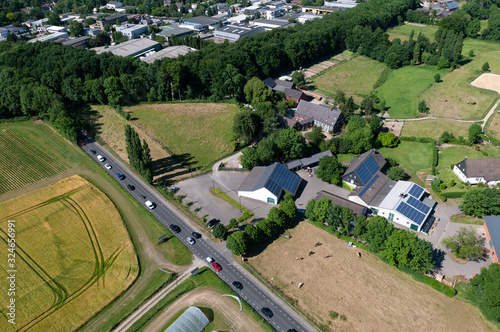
[
  {"left": 342, "top": 149, "right": 387, "bottom": 188},
  {"left": 238, "top": 163, "right": 302, "bottom": 204}
]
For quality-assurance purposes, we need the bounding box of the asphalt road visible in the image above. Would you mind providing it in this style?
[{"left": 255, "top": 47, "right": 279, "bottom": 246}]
[{"left": 79, "top": 136, "right": 314, "bottom": 332}]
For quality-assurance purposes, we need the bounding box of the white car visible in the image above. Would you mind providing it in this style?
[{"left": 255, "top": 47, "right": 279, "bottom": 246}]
[
  {"left": 206, "top": 257, "right": 214, "bottom": 264},
  {"left": 104, "top": 163, "right": 112, "bottom": 170},
  {"left": 145, "top": 200, "right": 155, "bottom": 209},
  {"left": 187, "top": 237, "right": 195, "bottom": 245},
  {"left": 97, "top": 155, "right": 105, "bottom": 162}
]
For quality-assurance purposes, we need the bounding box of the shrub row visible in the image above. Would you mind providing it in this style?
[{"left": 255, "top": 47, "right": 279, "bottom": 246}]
[
  {"left": 373, "top": 67, "right": 393, "bottom": 89},
  {"left": 400, "top": 136, "right": 435, "bottom": 144},
  {"left": 441, "top": 191, "right": 465, "bottom": 199},
  {"left": 431, "top": 179, "right": 447, "bottom": 202},
  {"left": 115, "top": 106, "right": 131, "bottom": 120},
  {"left": 310, "top": 221, "right": 369, "bottom": 250},
  {"left": 0, "top": 115, "right": 31, "bottom": 123},
  {"left": 432, "top": 145, "right": 438, "bottom": 167},
  {"left": 398, "top": 266, "right": 457, "bottom": 297}
]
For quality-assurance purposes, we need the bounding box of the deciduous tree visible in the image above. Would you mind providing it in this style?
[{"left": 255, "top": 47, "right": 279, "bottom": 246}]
[
  {"left": 442, "top": 227, "right": 483, "bottom": 260},
  {"left": 226, "top": 231, "right": 247, "bottom": 255}
]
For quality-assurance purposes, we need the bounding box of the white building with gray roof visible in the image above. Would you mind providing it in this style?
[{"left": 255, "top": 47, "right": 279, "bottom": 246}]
[
  {"left": 214, "top": 23, "right": 265, "bottom": 41},
  {"left": 294, "top": 100, "right": 345, "bottom": 133}
]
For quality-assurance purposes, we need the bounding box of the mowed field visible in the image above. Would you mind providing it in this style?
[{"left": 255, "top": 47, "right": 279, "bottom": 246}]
[
  {"left": 402, "top": 119, "right": 471, "bottom": 139},
  {"left": 0, "top": 130, "right": 67, "bottom": 194},
  {"left": 247, "top": 222, "right": 493, "bottom": 331},
  {"left": 127, "top": 103, "right": 239, "bottom": 168},
  {"left": 387, "top": 24, "right": 439, "bottom": 41},
  {"left": 486, "top": 112, "right": 500, "bottom": 140},
  {"left": 0, "top": 175, "right": 138, "bottom": 332},
  {"left": 312, "top": 56, "right": 387, "bottom": 103},
  {"left": 378, "top": 66, "right": 446, "bottom": 118}
]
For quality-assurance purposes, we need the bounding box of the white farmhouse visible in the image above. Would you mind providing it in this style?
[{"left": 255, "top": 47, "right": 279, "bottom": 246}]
[{"left": 453, "top": 157, "right": 500, "bottom": 186}]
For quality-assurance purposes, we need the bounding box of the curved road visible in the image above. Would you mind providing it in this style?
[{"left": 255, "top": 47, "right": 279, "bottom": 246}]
[{"left": 79, "top": 135, "right": 315, "bottom": 332}]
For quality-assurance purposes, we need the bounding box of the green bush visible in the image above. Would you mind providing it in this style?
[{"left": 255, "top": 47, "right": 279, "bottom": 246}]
[
  {"left": 398, "top": 266, "right": 456, "bottom": 297},
  {"left": 340, "top": 314, "right": 347, "bottom": 321},
  {"left": 329, "top": 311, "right": 339, "bottom": 319},
  {"left": 458, "top": 184, "right": 464, "bottom": 189},
  {"left": 449, "top": 179, "right": 455, "bottom": 187},
  {"left": 441, "top": 191, "right": 465, "bottom": 199},
  {"left": 0, "top": 115, "right": 31, "bottom": 123},
  {"left": 439, "top": 183, "right": 447, "bottom": 190},
  {"left": 432, "top": 145, "right": 438, "bottom": 167}
]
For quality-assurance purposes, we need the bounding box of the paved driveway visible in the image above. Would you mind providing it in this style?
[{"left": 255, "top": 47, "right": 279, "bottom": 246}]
[{"left": 294, "top": 169, "right": 351, "bottom": 207}]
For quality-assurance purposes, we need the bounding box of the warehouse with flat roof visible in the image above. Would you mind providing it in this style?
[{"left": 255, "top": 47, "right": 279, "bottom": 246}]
[{"left": 94, "top": 38, "right": 160, "bottom": 57}]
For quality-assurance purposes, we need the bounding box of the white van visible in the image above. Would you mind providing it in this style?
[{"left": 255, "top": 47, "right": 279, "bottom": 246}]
[{"left": 145, "top": 201, "right": 155, "bottom": 209}]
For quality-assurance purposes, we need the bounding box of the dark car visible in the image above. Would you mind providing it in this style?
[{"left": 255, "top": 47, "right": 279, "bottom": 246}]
[
  {"left": 90, "top": 149, "right": 96, "bottom": 155},
  {"left": 192, "top": 232, "right": 201, "bottom": 239},
  {"left": 207, "top": 219, "right": 219, "bottom": 228},
  {"left": 127, "top": 184, "right": 135, "bottom": 191},
  {"left": 261, "top": 307, "right": 273, "bottom": 318},
  {"left": 232, "top": 281, "right": 243, "bottom": 290},
  {"left": 170, "top": 224, "right": 181, "bottom": 233},
  {"left": 287, "top": 330, "right": 298, "bottom": 332},
  {"left": 116, "top": 173, "right": 125, "bottom": 180}
]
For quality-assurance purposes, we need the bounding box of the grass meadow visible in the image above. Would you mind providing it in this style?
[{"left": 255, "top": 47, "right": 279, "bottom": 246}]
[
  {"left": 379, "top": 141, "right": 432, "bottom": 181},
  {"left": 387, "top": 24, "right": 439, "bottom": 41},
  {"left": 402, "top": 119, "right": 471, "bottom": 139},
  {"left": 0, "top": 175, "right": 138, "bottom": 332}
]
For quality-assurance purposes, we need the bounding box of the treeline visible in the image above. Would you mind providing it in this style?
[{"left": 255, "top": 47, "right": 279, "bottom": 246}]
[
  {"left": 460, "top": 187, "right": 500, "bottom": 217},
  {"left": 124, "top": 124, "right": 153, "bottom": 183}
]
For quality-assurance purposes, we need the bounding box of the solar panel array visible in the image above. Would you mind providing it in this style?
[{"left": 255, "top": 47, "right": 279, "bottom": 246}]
[
  {"left": 407, "top": 196, "right": 431, "bottom": 214},
  {"left": 355, "top": 155, "right": 380, "bottom": 184},
  {"left": 396, "top": 202, "right": 426, "bottom": 225},
  {"left": 265, "top": 164, "right": 301, "bottom": 196},
  {"left": 358, "top": 174, "right": 379, "bottom": 197},
  {"left": 408, "top": 184, "right": 424, "bottom": 198}
]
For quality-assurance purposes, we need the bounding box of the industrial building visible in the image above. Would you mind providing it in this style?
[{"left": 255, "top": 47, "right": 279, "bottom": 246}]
[
  {"left": 115, "top": 24, "right": 148, "bottom": 39},
  {"left": 214, "top": 23, "right": 265, "bottom": 41},
  {"left": 140, "top": 45, "right": 196, "bottom": 63},
  {"left": 94, "top": 38, "right": 160, "bottom": 57}
]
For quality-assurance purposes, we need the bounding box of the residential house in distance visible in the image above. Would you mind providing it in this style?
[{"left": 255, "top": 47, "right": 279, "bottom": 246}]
[
  {"left": 115, "top": 24, "right": 148, "bottom": 39},
  {"left": 94, "top": 38, "right": 160, "bottom": 57},
  {"left": 96, "top": 14, "right": 127, "bottom": 30},
  {"left": 453, "top": 157, "right": 500, "bottom": 186},
  {"left": 214, "top": 23, "right": 265, "bottom": 41},
  {"left": 238, "top": 163, "right": 302, "bottom": 204},
  {"left": 483, "top": 216, "right": 500, "bottom": 263},
  {"left": 107, "top": 1, "right": 123, "bottom": 10},
  {"left": 293, "top": 100, "right": 345, "bottom": 133},
  {"left": 342, "top": 149, "right": 387, "bottom": 188}
]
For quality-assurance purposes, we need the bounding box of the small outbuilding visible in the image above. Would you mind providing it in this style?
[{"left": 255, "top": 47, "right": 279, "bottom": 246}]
[{"left": 165, "top": 306, "right": 210, "bottom": 332}]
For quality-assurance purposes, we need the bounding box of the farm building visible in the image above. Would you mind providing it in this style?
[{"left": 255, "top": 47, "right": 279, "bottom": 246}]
[
  {"left": 483, "top": 216, "right": 500, "bottom": 263},
  {"left": 342, "top": 148, "right": 387, "bottom": 188},
  {"left": 453, "top": 157, "right": 500, "bottom": 186},
  {"left": 286, "top": 150, "right": 333, "bottom": 171},
  {"left": 293, "top": 100, "right": 345, "bottom": 133},
  {"left": 238, "top": 163, "right": 302, "bottom": 204},
  {"left": 165, "top": 306, "right": 210, "bottom": 332},
  {"left": 315, "top": 190, "right": 368, "bottom": 217}
]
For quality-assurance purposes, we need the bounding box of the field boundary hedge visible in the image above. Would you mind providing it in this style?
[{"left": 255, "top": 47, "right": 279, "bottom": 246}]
[{"left": 397, "top": 265, "right": 457, "bottom": 297}]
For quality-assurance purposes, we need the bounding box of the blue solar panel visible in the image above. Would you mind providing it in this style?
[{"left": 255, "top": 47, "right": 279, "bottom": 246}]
[
  {"left": 408, "top": 184, "right": 424, "bottom": 198},
  {"left": 364, "top": 155, "right": 380, "bottom": 175},
  {"left": 358, "top": 174, "right": 379, "bottom": 197},
  {"left": 356, "top": 164, "right": 372, "bottom": 184},
  {"left": 396, "top": 202, "right": 426, "bottom": 225},
  {"left": 407, "top": 196, "right": 431, "bottom": 214},
  {"left": 266, "top": 164, "right": 301, "bottom": 196}
]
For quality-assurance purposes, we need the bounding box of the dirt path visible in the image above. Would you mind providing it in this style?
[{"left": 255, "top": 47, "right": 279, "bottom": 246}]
[{"left": 144, "top": 288, "right": 265, "bottom": 332}]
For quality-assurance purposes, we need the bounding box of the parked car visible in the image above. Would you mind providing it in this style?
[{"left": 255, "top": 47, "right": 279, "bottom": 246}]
[
  {"left": 287, "top": 329, "right": 298, "bottom": 332},
  {"left": 261, "top": 307, "right": 273, "bottom": 318},
  {"left": 145, "top": 200, "right": 155, "bottom": 209},
  {"left": 207, "top": 219, "right": 219, "bottom": 228},
  {"left": 127, "top": 184, "right": 135, "bottom": 191},
  {"left": 232, "top": 281, "right": 243, "bottom": 290},
  {"left": 104, "top": 163, "right": 112, "bottom": 170},
  {"left": 170, "top": 186, "right": 179, "bottom": 193},
  {"left": 206, "top": 257, "right": 214, "bottom": 264},
  {"left": 116, "top": 173, "right": 125, "bottom": 180},
  {"left": 187, "top": 237, "right": 195, "bottom": 245},
  {"left": 170, "top": 224, "right": 181, "bottom": 233},
  {"left": 90, "top": 149, "right": 96, "bottom": 155},
  {"left": 211, "top": 262, "right": 222, "bottom": 271},
  {"left": 97, "top": 155, "right": 105, "bottom": 162},
  {"left": 80, "top": 142, "right": 86, "bottom": 146},
  {"left": 192, "top": 232, "right": 201, "bottom": 239}
]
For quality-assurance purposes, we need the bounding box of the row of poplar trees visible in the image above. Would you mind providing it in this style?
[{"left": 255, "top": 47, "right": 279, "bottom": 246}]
[{"left": 125, "top": 124, "right": 153, "bottom": 184}]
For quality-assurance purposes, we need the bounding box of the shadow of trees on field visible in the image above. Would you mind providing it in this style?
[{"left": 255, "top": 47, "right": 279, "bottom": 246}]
[{"left": 153, "top": 153, "right": 198, "bottom": 186}]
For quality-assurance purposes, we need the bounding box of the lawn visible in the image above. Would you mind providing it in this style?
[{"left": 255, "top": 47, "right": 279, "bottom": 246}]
[
  {"left": 387, "top": 24, "right": 439, "bottom": 41},
  {"left": 462, "top": 38, "right": 500, "bottom": 74},
  {"left": 379, "top": 141, "right": 433, "bottom": 175},
  {"left": 485, "top": 112, "right": 500, "bottom": 140},
  {"left": 0, "top": 129, "right": 67, "bottom": 194},
  {"left": 0, "top": 175, "right": 138, "bottom": 332},
  {"left": 127, "top": 103, "right": 239, "bottom": 169},
  {"left": 420, "top": 67, "right": 497, "bottom": 120},
  {"left": 402, "top": 119, "right": 471, "bottom": 139},
  {"left": 377, "top": 65, "right": 446, "bottom": 118},
  {"left": 247, "top": 222, "right": 494, "bottom": 331},
  {"left": 312, "top": 56, "right": 387, "bottom": 102}
]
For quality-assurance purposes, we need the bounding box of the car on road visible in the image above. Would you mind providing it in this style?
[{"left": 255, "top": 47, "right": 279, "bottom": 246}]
[
  {"left": 207, "top": 218, "right": 219, "bottom": 228},
  {"left": 206, "top": 257, "right": 214, "bottom": 264},
  {"left": 145, "top": 200, "right": 155, "bottom": 209},
  {"left": 97, "top": 155, "right": 105, "bottom": 162},
  {"left": 211, "top": 262, "right": 222, "bottom": 271},
  {"left": 261, "top": 307, "right": 273, "bottom": 318},
  {"left": 192, "top": 232, "right": 201, "bottom": 239},
  {"left": 90, "top": 149, "right": 96, "bottom": 155},
  {"left": 116, "top": 173, "right": 125, "bottom": 180},
  {"left": 127, "top": 184, "right": 135, "bottom": 191},
  {"left": 287, "top": 329, "right": 297, "bottom": 332},
  {"left": 170, "top": 224, "right": 181, "bottom": 233},
  {"left": 170, "top": 186, "right": 179, "bottom": 193},
  {"left": 104, "top": 163, "right": 112, "bottom": 169},
  {"left": 232, "top": 281, "right": 243, "bottom": 290},
  {"left": 80, "top": 142, "right": 86, "bottom": 146},
  {"left": 187, "top": 237, "right": 195, "bottom": 245}
]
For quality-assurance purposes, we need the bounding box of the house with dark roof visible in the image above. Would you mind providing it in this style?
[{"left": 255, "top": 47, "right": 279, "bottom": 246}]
[
  {"left": 483, "top": 216, "right": 500, "bottom": 263},
  {"left": 283, "top": 87, "right": 308, "bottom": 103},
  {"left": 315, "top": 190, "right": 368, "bottom": 217},
  {"left": 238, "top": 163, "right": 302, "bottom": 204},
  {"left": 342, "top": 148, "right": 387, "bottom": 188},
  {"left": 273, "top": 79, "right": 294, "bottom": 92},
  {"left": 453, "top": 157, "right": 500, "bottom": 186},
  {"left": 293, "top": 100, "right": 345, "bottom": 133}
]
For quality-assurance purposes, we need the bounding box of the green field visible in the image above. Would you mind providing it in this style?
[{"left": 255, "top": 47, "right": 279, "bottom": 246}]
[
  {"left": 402, "top": 119, "right": 471, "bottom": 139},
  {"left": 387, "top": 24, "right": 439, "bottom": 41},
  {"left": 312, "top": 56, "right": 387, "bottom": 102},
  {"left": 0, "top": 130, "right": 68, "bottom": 194},
  {"left": 378, "top": 66, "right": 446, "bottom": 118},
  {"left": 379, "top": 141, "right": 433, "bottom": 177},
  {"left": 462, "top": 39, "right": 500, "bottom": 74},
  {"left": 0, "top": 176, "right": 138, "bottom": 332},
  {"left": 127, "top": 103, "right": 239, "bottom": 168}
]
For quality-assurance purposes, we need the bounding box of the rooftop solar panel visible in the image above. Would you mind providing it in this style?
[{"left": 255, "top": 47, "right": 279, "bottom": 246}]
[
  {"left": 358, "top": 174, "right": 379, "bottom": 197},
  {"left": 365, "top": 155, "right": 380, "bottom": 175},
  {"left": 267, "top": 164, "right": 301, "bottom": 195},
  {"left": 356, "top": 164, "right": 372, "bottom": 184},
  {"left": 407, "top": 196, "right": 431, "bottom": 214},
  {"left": 396, "top": 202, "right": 426, "bottom": 225},
  {"left": 408, "top": 184, "right": 424, "bottom": 198}
]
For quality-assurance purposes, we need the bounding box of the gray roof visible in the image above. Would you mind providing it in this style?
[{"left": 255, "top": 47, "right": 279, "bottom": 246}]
[
  {"left": 342, "top": 148, "right": 387, "bottom": 187},
  {"left": 61, "top": 36, "right": 90, "bottom": 46},
  {"left": 94, "top": 38, "right": 160, "bottom": 57},
  {"left": 446, "top": 1, "right": 458, "bottom": 9},
  {"left": 284, "top": 87, "right": 305, "bottom": 101},
  {"left": 263, "top": 77, "right": 276, "bottom": 89},
  {"left": 184, "top": 16, "right": 219, "bottom": 25},
  {"left": 350, "top": 171, "right": 389, "bottom": 205},
  {"left": 484, "top": 216, "right": 500, "bottom": 252},
  {"left": 286, "top": 159, "right": 303, "bottom": 170},
  {"left": 238, "top": 163, "right": 302, "bottom": 197},
  {"left": 140, "top": 45, "right": 195, "bottom": 63},
  {"left": 455, "top": 157, "right": 500, "bottom": 182},
  {"left": 316, "top": 190, "right": 368, "bottom": 217},
  {"left": 159, "top": 26, "right": 194, "bottom": 38},
  {"left": 275, "top": 79, "right": 294, "bottom": 89},
  {"left": 295, "top": 100, "right": 343, "bottom": 128},
  {"left": 299, "top": 150, "right": 333, "bottom": 167}
]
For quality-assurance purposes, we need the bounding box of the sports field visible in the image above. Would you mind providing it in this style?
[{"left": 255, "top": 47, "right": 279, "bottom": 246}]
[
  {"left": 247, "top": 222, "right": 494, "bottom": 331},
  {"left": 0, "top": 130, "right": 67, "bottom": 194},
  {"left": 402, "top": 119, "right": 471, "bottom": 139},
  {"left": 387, "top": 24, "right": 439, "bottom": 41},
  {"left": 312, "top": 56, "right": 387, "bottom": 102},
  {"left": 0, "top": 175, "right": 138, "bottom": 332},
  {"left": 378, "top": 66, "right": 446, "bottom": 118},
  {"left": 127, "top": 103, "right": 239, "bottom": 168}
]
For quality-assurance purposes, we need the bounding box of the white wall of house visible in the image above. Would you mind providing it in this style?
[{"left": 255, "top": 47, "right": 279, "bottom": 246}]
[
  {"left": 376, "top": 206, "right": 421, "bottom": 231},
  {"left": 239, "top": 187, "right": 278, "bottom": 204},
  {"left": 453, "top": 165, "right": 470, "bottom": 183},
  {"left": 348, "top": 195, "right": 367, "bottom": 207},
  {"left": 313, "top": 120, "right": 332, "bottom": 132}
]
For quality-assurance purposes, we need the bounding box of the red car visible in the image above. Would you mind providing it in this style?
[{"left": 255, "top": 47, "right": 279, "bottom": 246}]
[
  {"left": 211, "top": 262, "right": 222, "bottom": 271},
  {"left": 80, "top": 142, "right": 86, "bottom": 146}
]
